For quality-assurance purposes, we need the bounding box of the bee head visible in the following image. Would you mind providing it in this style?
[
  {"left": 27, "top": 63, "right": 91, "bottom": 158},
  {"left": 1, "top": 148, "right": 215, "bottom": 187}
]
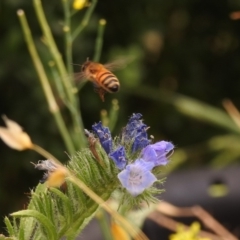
[{"left": 81, "top": 58, "right": 91, "bottom": 72}]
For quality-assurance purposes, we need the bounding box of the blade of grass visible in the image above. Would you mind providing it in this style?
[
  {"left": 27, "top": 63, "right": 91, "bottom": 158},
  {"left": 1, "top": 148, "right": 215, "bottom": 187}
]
[
  {"left": 126, "top": 86, "right": 240, "bottom": 134},
  {"left": 222, "top": 99, "right": 240, "bottom": 128}
]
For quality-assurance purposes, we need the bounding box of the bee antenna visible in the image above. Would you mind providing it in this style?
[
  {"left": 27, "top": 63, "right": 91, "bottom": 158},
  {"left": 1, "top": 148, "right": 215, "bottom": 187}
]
[{"left": 71, "top": 63, "right": 82, "bottom": 66}]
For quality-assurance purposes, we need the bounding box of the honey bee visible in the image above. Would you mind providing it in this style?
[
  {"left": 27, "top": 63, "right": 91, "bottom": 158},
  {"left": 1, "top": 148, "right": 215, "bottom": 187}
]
[{"left": 76, "top": 59, "right": 121, "bottom": 101}]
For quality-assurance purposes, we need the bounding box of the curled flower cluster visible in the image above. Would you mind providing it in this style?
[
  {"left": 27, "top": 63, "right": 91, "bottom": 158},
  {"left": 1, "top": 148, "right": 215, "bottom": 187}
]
[
  {"left": 92, "top": 122, "right": 113, "bottom": 154},
  {"left": 91, "top": 113, "right": 174, "bottom": 197}
]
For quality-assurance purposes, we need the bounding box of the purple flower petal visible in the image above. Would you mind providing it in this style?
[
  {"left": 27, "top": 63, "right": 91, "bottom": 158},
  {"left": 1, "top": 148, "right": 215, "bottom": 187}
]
[
  {"left": 109, "top": 145, "right": 127, "bottom": 169},
  {"left": 92, "top": 122, "right": 113, "bottom": 154},
  {"left": 132, "top": 131, "right": 150, "bottom": 153},
  {"left": 122, "top": 113, "right": 151, "bottom": 153},
  {"left": 141, "top": 141, "right": 174, "bottom": 167},
  {"left": 118, "top": 159, "right": 156, "bottom": 196},
  {"left": 151, "top": 141, "right": 174, "bottom": 155}
]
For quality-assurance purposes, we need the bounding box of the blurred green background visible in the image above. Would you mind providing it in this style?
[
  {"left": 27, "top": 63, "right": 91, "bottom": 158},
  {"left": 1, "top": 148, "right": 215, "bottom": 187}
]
[{"left": 1, "top": 0, "right": 240, "bottom": 233}]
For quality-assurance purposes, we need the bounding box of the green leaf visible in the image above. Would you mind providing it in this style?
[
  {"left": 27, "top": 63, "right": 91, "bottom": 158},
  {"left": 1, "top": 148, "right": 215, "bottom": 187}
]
[
  {"left": 11, "top": 210, "right": 57, "bottom": 240},
  {"left": 49, "top": 188, "right": 73, "bottom": 226},
  {"left": 18, "top": 222, "right": 25, "bottom": 240},
  {"left": 42, "top": 192, "right": 54, "bottom": 223},
  {"left": 4, "top": 217, "right": 15, "bottom": 237}
]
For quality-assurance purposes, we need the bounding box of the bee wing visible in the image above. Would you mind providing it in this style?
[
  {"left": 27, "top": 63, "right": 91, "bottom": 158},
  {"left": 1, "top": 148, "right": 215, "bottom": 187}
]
[
  {"left": 73, "top": 71, "right": 87, "bottom": 83},
  {"left": 103, "top": 56, "right": 135, "bottom": 71}
]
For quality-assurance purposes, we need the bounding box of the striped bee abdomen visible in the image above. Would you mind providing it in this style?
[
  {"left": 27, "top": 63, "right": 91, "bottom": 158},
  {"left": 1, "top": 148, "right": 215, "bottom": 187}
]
[{"left": 98, "top": 71, "right": 120, "bottom": 93}]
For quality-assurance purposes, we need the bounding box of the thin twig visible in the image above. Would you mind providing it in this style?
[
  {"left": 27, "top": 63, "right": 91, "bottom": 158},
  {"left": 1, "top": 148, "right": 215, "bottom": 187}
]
[
  {"left": 156, "top": 202, "right": 238, "bottom": 240},
  {"left": 156, "top": 201, "right": 195, "bottom": 217},
  {"left": 192, "top": 206, "right": 238, "bottom": 240},
  {"left": 147, "top": 211, "right": 222, "bottom": 240}
]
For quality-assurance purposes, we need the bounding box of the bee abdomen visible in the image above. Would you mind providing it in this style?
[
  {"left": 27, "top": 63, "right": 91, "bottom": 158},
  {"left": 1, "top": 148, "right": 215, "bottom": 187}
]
[{"left": 99, "top": 71, "right": 120, "bottom": 93}]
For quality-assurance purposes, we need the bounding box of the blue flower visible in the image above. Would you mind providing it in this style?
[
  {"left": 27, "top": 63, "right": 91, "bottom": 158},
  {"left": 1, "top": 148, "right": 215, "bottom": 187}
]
[
  {"left": 141, "top": 141, "right": 174, "bottom": 167},
  {"left": 118, "top": 159, "right": 156, "bottom": 196},
  {"left": 109, "top": 145, "right": 127, "bottom": 170},
  {"left": 92, "top": 122, "right": 113, "bottom": 154},
  {"left": 131, "top": 126, "right": 151, "bottom": 153},
  {"left": 123, "top": 113, "right": 145, "bottom": 140},
  {"left": 123, "top": 113, "right": 151, "bottom": 153}
]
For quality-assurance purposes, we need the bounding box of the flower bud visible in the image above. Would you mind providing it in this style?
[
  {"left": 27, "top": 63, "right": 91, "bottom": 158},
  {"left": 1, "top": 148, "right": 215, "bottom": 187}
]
[{"left": 0, "top": 116, "right": 33, "bottom": 150}]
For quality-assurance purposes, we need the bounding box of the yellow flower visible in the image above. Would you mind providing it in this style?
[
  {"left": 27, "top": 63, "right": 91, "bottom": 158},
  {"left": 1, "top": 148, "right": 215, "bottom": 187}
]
[
  {"left": 47, "top": 167, "right": 68, "bottom": 188},
  {"left": 73, "top": 0, "right": 87, "bottom": 10},
  {"left": 169, "top": 222, "right": 210, "bottom": 240},
  {"left": 0, "top": 116, "right": 33, "bottom": 150}
]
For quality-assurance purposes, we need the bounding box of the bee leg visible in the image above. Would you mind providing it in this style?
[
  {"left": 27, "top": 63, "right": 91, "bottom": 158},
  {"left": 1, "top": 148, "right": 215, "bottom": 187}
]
[
  {"left": 98, "top": 89, "right": 106, "bottom": 102},
  {"left": 94, "top": 86, "right": 106, "bottom": 102}
]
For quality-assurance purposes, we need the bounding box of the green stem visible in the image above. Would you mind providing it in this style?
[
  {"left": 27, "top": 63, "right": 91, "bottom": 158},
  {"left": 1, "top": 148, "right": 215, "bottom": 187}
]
[
  {"left": 49, "top": 62, "right": 77, "bottom": 113},
  {"left": 33, "top": 0, "right": 86, "bottom": 148},
  {"left": 108, "top": 99, "right": 119, "bottom": 132},
  {"left": 17, "top": 9, "right": 75, "bottom": 154},
  {"left": 72, "top": 0, "right": 98, "bottom": 41},
  {"left": 48, "top": 61, "right": 66, "bottom": 102},
  {"left": 62, "top": 0, "right": 74, "bottom": 76},
  {"left": 93, "top": 19, "right": 106, "bottom": 62},
  {"left": 33, "top": 0, "right": 69, "bottom": 95},
  {"left": 96, "top": 209, "right": 113, "bottom": 240},
  {"left": 32, "top": 144, "right": 61, "bottom": 164}
]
